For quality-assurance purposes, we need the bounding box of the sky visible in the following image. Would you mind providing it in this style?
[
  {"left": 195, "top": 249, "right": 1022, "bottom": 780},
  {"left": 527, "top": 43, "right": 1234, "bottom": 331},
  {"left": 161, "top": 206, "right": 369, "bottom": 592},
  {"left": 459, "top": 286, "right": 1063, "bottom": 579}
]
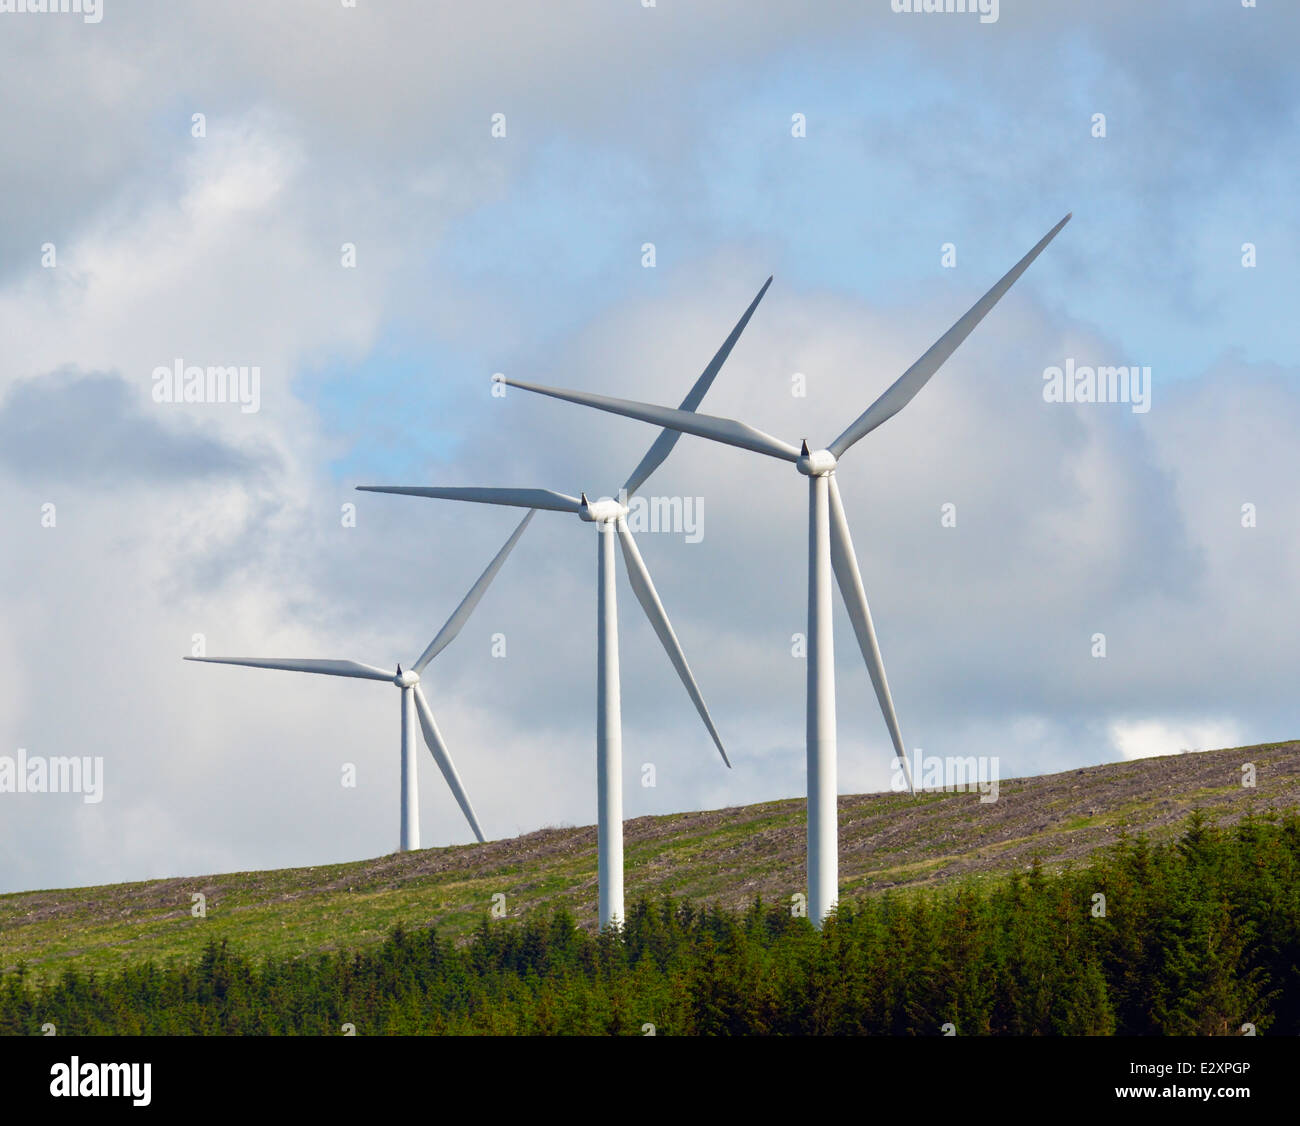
[{"left": 1, "top": 0, "right": 1296, "bottom": 894}]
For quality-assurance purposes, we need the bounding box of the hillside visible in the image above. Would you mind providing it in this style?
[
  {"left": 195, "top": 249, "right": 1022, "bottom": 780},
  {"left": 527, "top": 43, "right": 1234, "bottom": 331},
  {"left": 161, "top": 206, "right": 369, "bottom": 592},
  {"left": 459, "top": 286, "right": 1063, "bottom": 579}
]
[{"left": 3, "top": 740, "right": 1297, "bottom": 983}]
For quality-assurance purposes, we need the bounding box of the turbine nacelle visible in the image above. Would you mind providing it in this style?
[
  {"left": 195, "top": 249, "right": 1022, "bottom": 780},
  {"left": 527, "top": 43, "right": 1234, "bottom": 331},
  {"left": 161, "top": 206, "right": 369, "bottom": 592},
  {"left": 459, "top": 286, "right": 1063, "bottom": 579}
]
[
  {"left": 578, "top": 491, "right": 629, "bottom": 524},
  {"left": 393, "top": 665, "right": 419, "bottom": 688},
  {"left": 796, "top": 441, "right": 837, "bottom": 477}
]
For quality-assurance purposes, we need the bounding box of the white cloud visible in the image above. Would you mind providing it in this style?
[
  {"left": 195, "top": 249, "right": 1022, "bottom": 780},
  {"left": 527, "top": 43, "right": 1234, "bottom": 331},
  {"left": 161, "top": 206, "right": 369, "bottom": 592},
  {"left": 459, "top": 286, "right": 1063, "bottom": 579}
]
[{"left": 1108, "top": 719, "right": 1245, "bottom": 762}]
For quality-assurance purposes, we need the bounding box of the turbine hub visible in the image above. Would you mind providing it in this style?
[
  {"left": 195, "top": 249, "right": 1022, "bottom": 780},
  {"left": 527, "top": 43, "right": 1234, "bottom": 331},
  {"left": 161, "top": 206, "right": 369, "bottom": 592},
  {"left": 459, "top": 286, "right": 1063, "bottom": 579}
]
[
  {"left": 796, "top": 443, "right": 837, "bottom": 477},
  {"left": 578, "top": 492, "right": 628, "bottom": 524},
  {"left": 394, "top": 668, "right": 419, "bottom": 688}
]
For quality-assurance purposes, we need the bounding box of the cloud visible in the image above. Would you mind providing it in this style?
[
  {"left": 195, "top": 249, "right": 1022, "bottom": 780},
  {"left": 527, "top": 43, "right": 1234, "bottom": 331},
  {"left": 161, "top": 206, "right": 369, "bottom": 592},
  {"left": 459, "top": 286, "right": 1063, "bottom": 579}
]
[
  {"left": 1, "top": 1, "right": 1297, "bottom": 895},
  {"left": 0, "top": 370, "right": 264, "bottom": 485},
  {"left": 1109, "top": 719, "right": 1246, "bottom": 762}
]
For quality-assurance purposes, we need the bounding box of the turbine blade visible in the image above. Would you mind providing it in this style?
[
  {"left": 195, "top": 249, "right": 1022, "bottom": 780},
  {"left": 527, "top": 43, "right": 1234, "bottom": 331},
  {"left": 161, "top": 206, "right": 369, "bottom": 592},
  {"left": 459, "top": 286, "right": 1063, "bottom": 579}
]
[
  {"left": 503, "top": 378, "right": 801, "bottom": 463},
  {"left": 183, "top": 656, "right": 394, "bottom": 681},
  {"left": 412, "top": 684, "right": 486, "bottom": 843},
  {"left": 413, "top": 510, "right": 535, "bottom": 672},
  {"left": 829, "top": 213, "right": 1072, "bottom": 459},
  {"left": 615, "top": 519, "right": 730, "bottom": 767},
  {"left": 825, "top": 477, "right": 915, "bottom": 793},
  {"left": 624, "top": 276, "right": 774, "bottom": 497},
  {"left": 356, "top": 485, "right": 583, "bottom": 513}
]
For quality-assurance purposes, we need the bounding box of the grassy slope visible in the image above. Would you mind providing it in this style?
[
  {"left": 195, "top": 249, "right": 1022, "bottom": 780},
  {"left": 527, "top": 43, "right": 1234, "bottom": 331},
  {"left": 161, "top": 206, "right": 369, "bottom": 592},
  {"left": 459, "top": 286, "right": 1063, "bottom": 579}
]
[{"left": 2, "top": 740, "right": 1296, "bottom": 982}]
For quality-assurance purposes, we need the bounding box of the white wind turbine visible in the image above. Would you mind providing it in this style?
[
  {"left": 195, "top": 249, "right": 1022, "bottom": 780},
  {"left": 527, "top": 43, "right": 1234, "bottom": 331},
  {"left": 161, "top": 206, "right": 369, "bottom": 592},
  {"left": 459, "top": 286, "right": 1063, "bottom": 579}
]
[
  {"left": 185, "top": 510, "right": 534, "bottom": 852},
  {"left": 358, "top": 278, "right": 772, "bottom": 928},
  {"left": 497, "top": 216, "right": 1071, "bottom": 925}
]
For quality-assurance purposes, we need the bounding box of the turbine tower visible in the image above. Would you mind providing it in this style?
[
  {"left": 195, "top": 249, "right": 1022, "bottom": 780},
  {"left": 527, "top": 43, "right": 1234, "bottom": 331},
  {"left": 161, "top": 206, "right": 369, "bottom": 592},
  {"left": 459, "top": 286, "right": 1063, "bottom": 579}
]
[
  {"left": 185, "top": 509, "right": 534, "bottom": 852},
  {"left": 496, "top": 215, "right": 1071, "bottom": 924},
  {"left": 358, "top": 278, "right": 772, "bottom": 928}
]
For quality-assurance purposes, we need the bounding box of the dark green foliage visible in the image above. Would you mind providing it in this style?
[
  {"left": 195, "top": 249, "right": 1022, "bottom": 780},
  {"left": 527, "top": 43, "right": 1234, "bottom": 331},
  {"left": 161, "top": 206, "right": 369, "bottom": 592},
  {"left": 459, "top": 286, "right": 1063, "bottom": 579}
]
[{"left": 2, "top": 812, "right": 1296, "bottom": 1036}]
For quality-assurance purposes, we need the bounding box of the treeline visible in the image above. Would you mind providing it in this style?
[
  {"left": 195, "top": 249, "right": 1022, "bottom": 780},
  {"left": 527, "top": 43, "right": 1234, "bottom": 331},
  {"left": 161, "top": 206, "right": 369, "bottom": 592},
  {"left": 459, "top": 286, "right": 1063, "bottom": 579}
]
[{"left": 3, "top": 810, "right": 1297, "bottom": 1035}]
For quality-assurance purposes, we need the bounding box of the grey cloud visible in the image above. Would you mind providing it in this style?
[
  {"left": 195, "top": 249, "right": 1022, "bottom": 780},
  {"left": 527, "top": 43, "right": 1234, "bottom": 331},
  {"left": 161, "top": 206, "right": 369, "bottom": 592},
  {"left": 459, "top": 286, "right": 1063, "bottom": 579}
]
[{"left": 0, "top": 370, "right": 266, "bottom": 485}]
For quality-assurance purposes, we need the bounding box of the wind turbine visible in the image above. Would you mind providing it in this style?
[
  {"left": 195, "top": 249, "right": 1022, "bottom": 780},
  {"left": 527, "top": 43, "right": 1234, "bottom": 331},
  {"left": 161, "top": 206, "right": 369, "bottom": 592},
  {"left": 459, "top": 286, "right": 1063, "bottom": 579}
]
[
  {"left": 358, "top": 277, "right": 773, "bottom": 928},
  {"left": 184, "top": 509, "right": 534, "bottom": 852},
  {"left": 495, "top": 215, "right": 1071, "bottom": 925}
]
